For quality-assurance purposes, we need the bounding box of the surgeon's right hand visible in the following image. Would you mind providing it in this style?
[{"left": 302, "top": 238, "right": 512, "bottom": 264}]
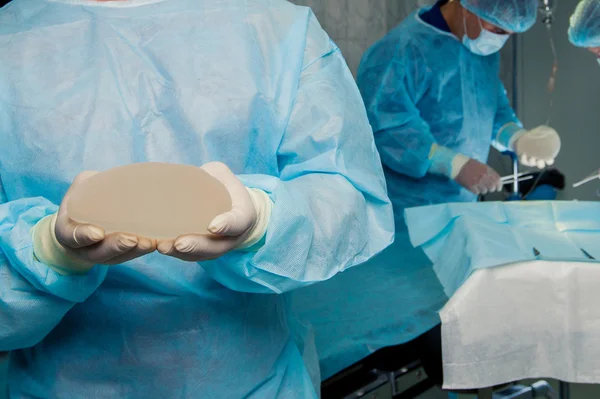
[
  {"left": 454, "top": 158, "right": 503, "bottom": 195},
  {"left": 428, "top": 144, "right": 502, "bottom": 195},
  {"left": 31, "top": 171, "right": 157, "bottom": 275}
]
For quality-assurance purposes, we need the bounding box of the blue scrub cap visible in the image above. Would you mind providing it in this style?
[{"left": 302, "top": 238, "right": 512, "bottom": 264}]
[
  {"left": 461, "top": 0, "right": 538, "bottom": 33},
  {"left": 569, "top": 0, "right": 600, "bottom": 48}
]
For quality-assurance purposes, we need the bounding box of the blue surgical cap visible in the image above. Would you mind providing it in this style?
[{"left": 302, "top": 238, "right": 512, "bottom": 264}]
[
  {"left": 569, "top": 0, "right": 600, "bottom": 48},
  {"left": 461, "top": 0, "right": 538, "bottom": 33}
]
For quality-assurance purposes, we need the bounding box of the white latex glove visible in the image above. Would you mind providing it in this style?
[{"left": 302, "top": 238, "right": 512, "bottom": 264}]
[
  {"left": 510, "top": 125, "right": 561, "bottom": 169},
  {"left": 157, "top": 162, "right": 272, "bottom": 262},
  {"left": 453, "top": 155, "right": 503, "bottom": 195},
  {"left": 428, "top": 145, "right": 502, "bottom": 195},
  {"left": 31, "top": 171, "right": 157, "bottom": 275}
]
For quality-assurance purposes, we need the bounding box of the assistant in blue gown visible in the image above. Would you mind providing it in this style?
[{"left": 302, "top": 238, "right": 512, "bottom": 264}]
[{"left": 289, "top": 0, "right": 537, "bottom": 380}]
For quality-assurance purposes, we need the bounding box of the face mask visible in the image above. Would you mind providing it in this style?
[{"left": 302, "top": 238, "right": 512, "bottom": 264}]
[
  {"left": 597, "top": 58, "right": 600, "bottom": 67},
  {"left": 462, "top": 16, "right": 510, "bottom": 56}
]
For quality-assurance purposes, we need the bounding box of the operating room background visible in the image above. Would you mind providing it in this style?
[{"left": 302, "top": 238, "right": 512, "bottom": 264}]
[
  {"left": 514, "top": 0, "right": 600, "bottom": 201},
  {"left": 0, "top": 0, "right": 598, "bottom": 397},
  {"left": 290, "top": 0, "right": 518, "bottom": 193},
  {"left": 290, "top": 1, "right": 600, "bottom": 398},
  {"left": 293, "top": 0, "right": 600, "bottom": 202}
]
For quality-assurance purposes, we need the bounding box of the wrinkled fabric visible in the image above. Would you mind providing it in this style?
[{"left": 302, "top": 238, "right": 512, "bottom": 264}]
[
  {"left": 0, "top": 0, "right": 394, "bottom": 397},
  {"left": 357, "top": 11, "right": 520, "bottom": 219},
  {"left": 403, "top": 202, "right": 600, "bottom": 390},
  {"left": 441, "top": 261, "right": 600, "bottom": 389},
  {"left": 462, "top": 0, "right": 538, "bottom": 33},
  {"left": 569, "top": 0, "right": 600, "bottom": 48},
  {"left": 405, "top": 201, "right": 600, "bottom": 297},
  {"left": 289, "top": 8, "right": 522, "bottom": 381},
  {"left": 289, "top": 225, "right": 447, "bottom": 380}
]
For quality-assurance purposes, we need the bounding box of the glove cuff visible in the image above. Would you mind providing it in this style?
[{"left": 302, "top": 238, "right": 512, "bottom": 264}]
[
  {"left": 31, "top": 214, "right": 94, "bottom": 275},
  {"left": 237, "top": 188, "right": 273, "bottom": 252},
  {"left": 496, "top": 122, "right": 526, "bottom": 151},
  {"left": 428, "top": 144, "right": 470, "bottom": 179}
]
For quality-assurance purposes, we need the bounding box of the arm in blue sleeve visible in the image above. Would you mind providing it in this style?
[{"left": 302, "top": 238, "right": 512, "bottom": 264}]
[
  {"left": 357, "top": 41, "right": 437, "bottom": 179},
  {"left": 0, "top": 177, "right": 107, "bottom": 351},
  {"left": 200, "top": 13, "right": 394, "bottom": 294},
  {"left": 492, "top": 79, "right": 524, "bottom": 151}
]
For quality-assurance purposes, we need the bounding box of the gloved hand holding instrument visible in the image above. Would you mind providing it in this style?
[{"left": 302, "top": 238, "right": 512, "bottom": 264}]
[{"left": 428, "top": 144, "right": 503, "bottom": 195}]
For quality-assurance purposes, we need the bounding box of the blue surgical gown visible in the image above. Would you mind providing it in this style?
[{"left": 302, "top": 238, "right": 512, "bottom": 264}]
[
  {"left": 361, "top": 11, "right": 521, "bottom": 212},
  {"left": 0, "top": 1, "right": 394, "bottom": 397},
  {"left": 289, "top": 10, "right": 520, "bottom": 380}
]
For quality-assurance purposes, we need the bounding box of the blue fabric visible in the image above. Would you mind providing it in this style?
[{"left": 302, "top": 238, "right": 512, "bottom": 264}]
[
  {"left": 420, "top": 0, "right": 451, "bottom": 33},
  {"left": 429, "top": 145, "right": 459, "bottom": 178},
  {"left": 405, "top": 201, "right": 600, "bottom": 297},
  {"left": 357, "top": 11, "right": 520, "bottom": 221},
  {"left": 462, "top": 0, "right": 538, "bottom": 33},
  {"left": 495, "top": 121, "right": 525, "bottom": 149},
  {"left": 569, "top": 0, "right": 600, "bottom": 48},
  {"left": 289, "top": 224, "right": 447, "bottom": 380},
  {"left": 526, "top": 185, "right": 558, "bottom": 201},
  {"left": 0, "top": 0, "right": 394, "bottom": 397},
  {"left": 289, "top": 9, "right": 521, "bottom": 381}
]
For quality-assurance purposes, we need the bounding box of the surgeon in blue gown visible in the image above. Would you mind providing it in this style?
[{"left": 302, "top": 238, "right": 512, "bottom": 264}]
[
  {"left": 290, "top": 0, "right": 562, "bottom": 381},
  {"left": 0, "top": 0, "right": 395, "bottom": 397},
  {"left": 569, "top": 0, "right": 600, "bottom": 62}
]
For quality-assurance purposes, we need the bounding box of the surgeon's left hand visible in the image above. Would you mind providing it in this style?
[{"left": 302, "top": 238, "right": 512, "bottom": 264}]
[
  {"left": 512, "top": 125, "right": 561, "bottom": 169},
  {"left": 157, "top": 162, "right": 272, "bottom": 262}
]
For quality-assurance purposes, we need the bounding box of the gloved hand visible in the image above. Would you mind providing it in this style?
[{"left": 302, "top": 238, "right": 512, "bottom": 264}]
[
  {"left": 454, "top": 157, "right": 503, "bottom": 195},
  {"left": 32, "top": 171, "right": 157, "bottom": 275},
  {"left": 157, "top": 162, "right": 272, "bottom": 262},
  {"left": 510, "top": 125, "right": 561, "bottom": 169},
  {"left": 428, "top": 144, "right": 502, "bottom": 195}
]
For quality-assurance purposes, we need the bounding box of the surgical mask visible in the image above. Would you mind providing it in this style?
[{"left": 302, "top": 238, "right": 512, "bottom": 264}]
[
  {"left": 462, "top": 16, "right": 510, "bottom": 56},
  {"left": 597, "top": 58, "right": 600, "bottom": 68}
]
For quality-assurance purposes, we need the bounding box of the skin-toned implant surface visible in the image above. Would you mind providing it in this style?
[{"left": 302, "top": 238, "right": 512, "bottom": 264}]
[{"left": 67, "top": 163, "right": 232, "bottom": 239}]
